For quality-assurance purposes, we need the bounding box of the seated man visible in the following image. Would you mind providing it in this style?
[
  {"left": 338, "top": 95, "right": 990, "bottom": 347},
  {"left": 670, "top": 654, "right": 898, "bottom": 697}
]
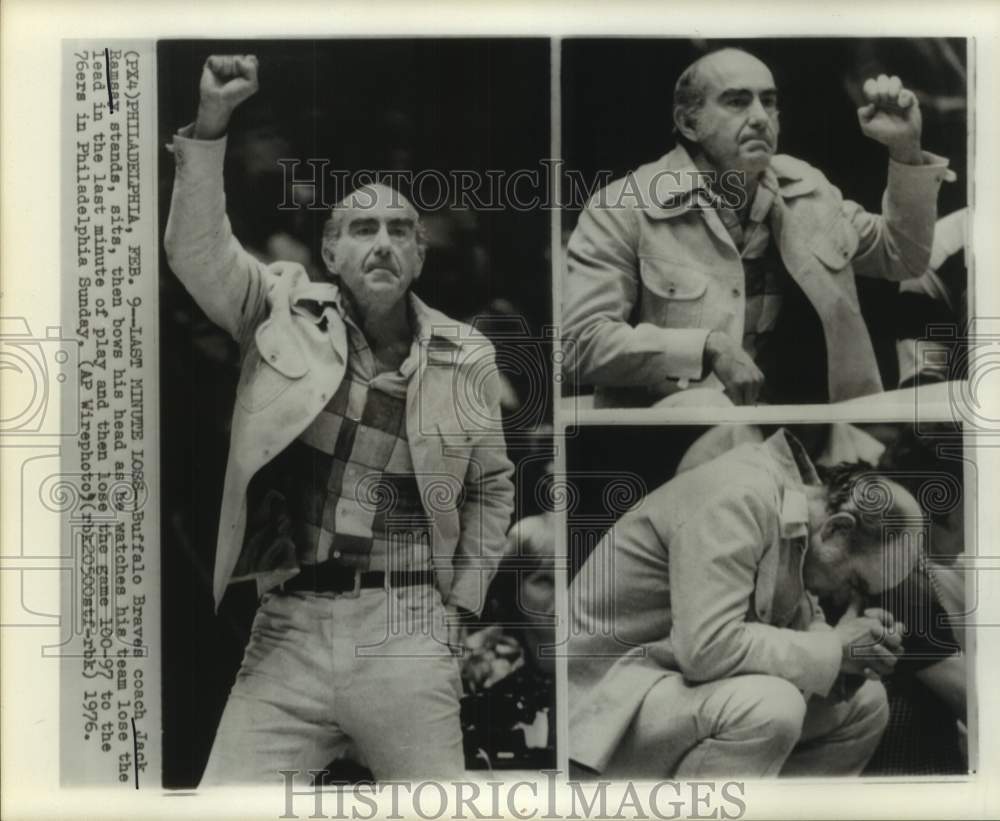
[
  {"left": 562, "top": 47, "right": 954, "bottom": 407},
  {"left": 164, "top": 54, "right": 514, "bottom": 783},
  {"left": 568, "top": 428, "right": 923, "bottom": 778}
]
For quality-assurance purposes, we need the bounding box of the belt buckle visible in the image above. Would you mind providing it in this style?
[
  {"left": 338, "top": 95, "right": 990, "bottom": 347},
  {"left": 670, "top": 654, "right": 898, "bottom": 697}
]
[{"left": 341, "top": 568, "right": 362, "bottom": 599}]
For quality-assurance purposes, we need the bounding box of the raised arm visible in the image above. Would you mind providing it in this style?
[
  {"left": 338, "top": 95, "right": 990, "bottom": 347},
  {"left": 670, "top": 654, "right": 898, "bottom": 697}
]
[
  {"left": 163, "top": 54, "right": 269, "bottom": 349},
  {"left": 846, "top": 74, "right": 955, "bottom": 281}
]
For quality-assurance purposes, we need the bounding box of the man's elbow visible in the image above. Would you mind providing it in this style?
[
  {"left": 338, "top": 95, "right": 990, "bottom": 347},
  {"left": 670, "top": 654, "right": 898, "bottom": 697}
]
[
  {"left": 163, "top": 214, "right": 190, "bottom": 275},
  {"left": 902, "top": 245, "right": 933, "bottom": 281},
  {"left": 674, "top": 634, "right": 743, "bottom": 684},
  {"left": 560, "top": 320, "right": 616, "bottom": 388}
]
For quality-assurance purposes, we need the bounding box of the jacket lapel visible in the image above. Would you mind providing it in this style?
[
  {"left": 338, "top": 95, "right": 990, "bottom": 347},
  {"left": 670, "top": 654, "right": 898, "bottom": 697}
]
[
  {"left": 770, "top": 195, "right": 883, "bottom": 401},
  {"left": 405, "top": 299, "right": 469, "bottom": 544},
  {"left": 641, "top": 148, "right": 739, "bottom": 254}
]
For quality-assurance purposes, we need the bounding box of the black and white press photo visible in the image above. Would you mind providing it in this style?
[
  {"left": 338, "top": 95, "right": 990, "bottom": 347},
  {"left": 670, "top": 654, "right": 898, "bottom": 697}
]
[
  {"left": 560, "top": 38, "right": 969, "bottom": 409},
  {"left": 10, "top": 0, "right": 1000, "bottom": 817},
  {"left": 565, "top": 423, "right": 972, "bottom": 778},
  {"left": 156, "top": 39, "right": 556, "bottom": 787}
]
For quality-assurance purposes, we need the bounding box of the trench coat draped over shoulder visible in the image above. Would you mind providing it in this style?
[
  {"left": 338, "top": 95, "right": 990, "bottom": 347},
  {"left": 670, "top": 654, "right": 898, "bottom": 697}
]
[
  {"left": 562, "top": 144, "right": 954, "bottom": 406},
  {"left": 163, "top": 129, "right": 515, "bottom": 613}
]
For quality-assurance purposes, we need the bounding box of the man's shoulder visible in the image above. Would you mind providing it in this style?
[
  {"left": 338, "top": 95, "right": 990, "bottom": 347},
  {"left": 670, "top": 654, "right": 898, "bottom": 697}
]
[
  {"left": 584, "top": 146, "right": 690, "bottom": 211},
  {"left": 770, "top": 153, "right": 836, "bottom": 196},
  {"left": 683, "top": 442, "right": 785, "bottom": 516},
  {"left": 412, "top": 297, "right": 495, "bottom": 354},
  {"left": 644, "top": 443, "right": 783, "bottom": 527}
]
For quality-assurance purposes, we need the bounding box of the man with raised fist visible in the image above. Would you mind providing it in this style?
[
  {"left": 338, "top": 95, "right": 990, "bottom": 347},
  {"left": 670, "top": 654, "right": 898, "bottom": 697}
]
[
  {"left": 562, "top": 47, "right": 955, "bottom": 407},
  {"left": 164, "top": 54, "right": 514, "bottom": 784}
]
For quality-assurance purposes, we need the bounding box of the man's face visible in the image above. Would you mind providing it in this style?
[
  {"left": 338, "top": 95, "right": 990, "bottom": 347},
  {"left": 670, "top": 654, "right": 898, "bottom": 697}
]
[
  {"left": 680, "top": 50, "right": 780, "bottom": 178},
  {"left": 803, "top": 529, "right": 883, "bottom": 602},
  {"left": 325, "top": 184, "right": 424, "bottom": 308},
  {"left": 803, "top": 482, "right": 922, "bottom": 602}
]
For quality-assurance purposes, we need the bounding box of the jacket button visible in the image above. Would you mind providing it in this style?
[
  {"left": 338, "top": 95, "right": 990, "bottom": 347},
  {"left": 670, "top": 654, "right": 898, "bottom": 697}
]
[
  {"left": 667, "top": 286, "right": 676, "bottom": 295},
  {"left": 732, "top": 288, "right": 741, "bottom": 297},
  {"left": 332, "top": 550, "right": 342, "bottom": 559}
]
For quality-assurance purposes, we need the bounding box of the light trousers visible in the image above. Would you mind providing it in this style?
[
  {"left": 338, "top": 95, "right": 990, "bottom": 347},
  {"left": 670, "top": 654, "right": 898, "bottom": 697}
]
[
  {"left": 605, "top": 673, "right": 889, "bottom": 778},
  {"left": 200, "top": 585, "right": 465, "bottom": 785}
]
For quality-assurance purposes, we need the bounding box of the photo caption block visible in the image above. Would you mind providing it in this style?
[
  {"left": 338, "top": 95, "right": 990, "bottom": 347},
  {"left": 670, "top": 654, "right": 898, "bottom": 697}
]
[{"left": 60, "top": 40, "right": 161, "bottom": 787}]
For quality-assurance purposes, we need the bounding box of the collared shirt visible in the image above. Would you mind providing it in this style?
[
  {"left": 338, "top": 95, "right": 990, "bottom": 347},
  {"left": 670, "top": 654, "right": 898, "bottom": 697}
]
[
  {"left": 236, "top": 290, "right": 440, "bottom": 578},
  {"left": 704, "top": 169, "right": 791, "bottom": 367}
]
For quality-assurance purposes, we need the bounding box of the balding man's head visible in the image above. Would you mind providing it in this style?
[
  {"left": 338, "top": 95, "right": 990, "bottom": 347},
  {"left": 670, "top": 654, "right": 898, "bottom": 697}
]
[
  {"left": 320, "top": 182, "right": 427, "bottom": 311},
  {"left": 322, "top": 183, "right": 425, "bottom": 259},
  {"left": 805, "top": 463, "right": 925, "bottom": 600},
  {"left": 672, "top": 48, "right": 780, "bottom": 176}
]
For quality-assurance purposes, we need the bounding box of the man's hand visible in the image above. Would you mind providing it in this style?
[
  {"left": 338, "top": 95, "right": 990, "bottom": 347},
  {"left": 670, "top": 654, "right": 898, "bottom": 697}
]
[
  {"left": 194, "top": 54, "right": 260, "bottom": 140},
  {"left": 704, "top": 330, "right": 764, "bottom": 405},
  {"left": 834, "top": 599, "right": 905, "bottom": 678},
  {"left": 857, "top": 74, "right": 923, "bottom": 165}
]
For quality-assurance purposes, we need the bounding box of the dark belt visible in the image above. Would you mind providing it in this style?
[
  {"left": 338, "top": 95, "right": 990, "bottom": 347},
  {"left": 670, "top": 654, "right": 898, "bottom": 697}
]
[{"left": 280, "top": 562, "right": 434, "bottom": 595}]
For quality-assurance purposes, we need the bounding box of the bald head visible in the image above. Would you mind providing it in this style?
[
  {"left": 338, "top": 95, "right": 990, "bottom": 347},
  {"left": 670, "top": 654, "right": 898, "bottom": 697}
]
[
  {"left": 324, "top": 183, "right": 422, "bottom": 246},
  {"left": 806, "top": 463, "right": 925, "bottom": 599},
  {"left": 673, "top": 48, "right": 772, "bottom": 121}
]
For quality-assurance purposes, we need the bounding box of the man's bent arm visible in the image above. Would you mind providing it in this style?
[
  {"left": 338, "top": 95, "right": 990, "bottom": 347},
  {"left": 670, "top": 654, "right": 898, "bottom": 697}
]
[
  {"left": 847, "top": 151, "right": 955, "bottom": 282},
  {"left": 668, "top": 483, "right": 842, "bottom": 696},
  {"left": 562, "top": 195, "right": 710, "bottom": 389}
]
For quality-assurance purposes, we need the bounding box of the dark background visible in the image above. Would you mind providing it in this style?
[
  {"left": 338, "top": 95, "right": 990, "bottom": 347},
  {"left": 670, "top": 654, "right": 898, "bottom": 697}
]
[
  {"left": 562, "top": 37, "right": 967, "bottom": 219},
  {"left": 157, "top": 39, "right": 552, "bottom": 787},
  {"left": 561, "top": 38, "right": 969, "bottom": 393}
]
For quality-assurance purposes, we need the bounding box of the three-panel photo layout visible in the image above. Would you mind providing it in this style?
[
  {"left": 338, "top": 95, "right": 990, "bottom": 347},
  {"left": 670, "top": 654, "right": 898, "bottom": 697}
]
[{"left": 157, "top": 36, "right": 973, "bottom": 787}]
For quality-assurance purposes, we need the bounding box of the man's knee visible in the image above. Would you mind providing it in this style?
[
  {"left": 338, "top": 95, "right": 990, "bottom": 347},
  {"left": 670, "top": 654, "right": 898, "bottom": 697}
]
[
  {"left": 848, "top": 679, "right": 890, "bottom": 734},
  {"left": 721, "top": 675, "right": 807, "bottom": 745}
]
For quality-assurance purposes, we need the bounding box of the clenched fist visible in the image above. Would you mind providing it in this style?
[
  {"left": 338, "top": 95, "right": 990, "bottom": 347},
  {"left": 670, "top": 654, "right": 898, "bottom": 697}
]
[
  {"left": 194, "top": 54, "right": 259, "bottom": 140},
  {"left": 857, "top": 74, "right": 923, "bottom": 165},
  {"left": 834, "top": 599, "right": 905, "bottom": 678}
]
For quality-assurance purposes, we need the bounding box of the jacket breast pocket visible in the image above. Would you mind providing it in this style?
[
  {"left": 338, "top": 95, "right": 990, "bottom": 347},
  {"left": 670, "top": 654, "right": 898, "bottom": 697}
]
[
  {"left": 638, "top": 256, "right": 710, "bottom": 329},
  {"left": 236, "top": 351, "right": 300, "bottom": 413}
]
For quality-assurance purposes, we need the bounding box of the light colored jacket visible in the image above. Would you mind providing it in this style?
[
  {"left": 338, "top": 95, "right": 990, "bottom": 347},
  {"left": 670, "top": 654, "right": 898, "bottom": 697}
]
[
  {"left": 568, "top": 431, "right": 841, "bottom": 773},
  {"left": 563, "top": 145, "right": 954, "bottom": 406},
  {"left": 164, "top": 132, "right": 515, "bottom": 613}
]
